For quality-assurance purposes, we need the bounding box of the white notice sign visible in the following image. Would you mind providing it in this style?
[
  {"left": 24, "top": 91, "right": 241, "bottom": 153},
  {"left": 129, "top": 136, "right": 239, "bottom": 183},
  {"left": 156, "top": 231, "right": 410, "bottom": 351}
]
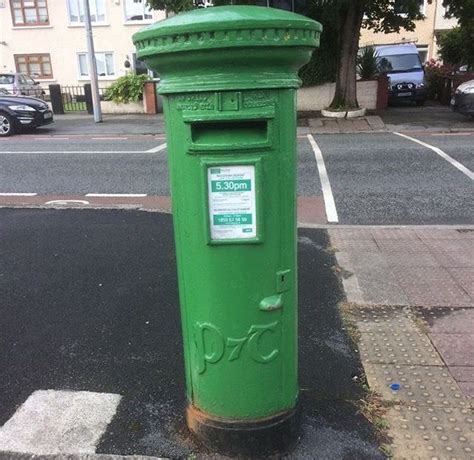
[{"left": 208, "top": 165, "right": 257, "bottom": 240}]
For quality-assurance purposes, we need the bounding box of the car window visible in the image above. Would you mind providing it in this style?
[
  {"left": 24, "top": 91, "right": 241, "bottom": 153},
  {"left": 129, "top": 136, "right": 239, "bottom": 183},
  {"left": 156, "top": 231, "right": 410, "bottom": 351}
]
[
  {"left": 0, "top": 74, "right": 15, "bottom": 84},
  {"left": 19, "top": 75, "right": 27, "bottom": 84},
  {"left": 378, "top": 54, "right": 422, "bottom": 73},
  {"left": 25, "top": 76, "right": 35, "bottom": 85}
]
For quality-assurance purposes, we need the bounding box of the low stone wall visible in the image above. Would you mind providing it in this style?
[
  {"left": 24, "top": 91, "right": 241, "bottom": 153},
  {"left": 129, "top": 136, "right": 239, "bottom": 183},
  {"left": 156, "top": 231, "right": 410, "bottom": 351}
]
[
  {"left": 297, "top": 80, "right": 379, "bottom": 111},
  {"left": 100, "top": 101, "right": 145, "bottom": 114}
]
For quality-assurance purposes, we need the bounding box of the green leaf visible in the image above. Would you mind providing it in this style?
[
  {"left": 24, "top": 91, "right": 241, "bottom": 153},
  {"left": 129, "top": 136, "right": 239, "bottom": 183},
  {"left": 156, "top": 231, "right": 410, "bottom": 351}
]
[{"left": 104, "top": 74, "right": 149, "bottom": 104}]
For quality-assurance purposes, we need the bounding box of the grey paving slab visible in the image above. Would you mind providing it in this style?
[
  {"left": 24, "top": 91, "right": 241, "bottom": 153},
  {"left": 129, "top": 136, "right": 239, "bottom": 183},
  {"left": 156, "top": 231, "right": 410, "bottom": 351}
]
[
  {"left": 418, "top": 307, "right": 474, "bottom": 334},
  {"left": 329, "top": 228, "right": 376, "bottom": 240},
  {"left": 307, "top": 118, "right": 323, "bottom": 128},
  {"left": 450, "top": 366, "right": 474, "bottom": 383},
  {"left": 374, "top": 238, "right": 431, "bottom": 254},
  {"left": 430, "top": 333, "right": 474, "bottom": 367},
  {"left": 366, "top": 116, "right": 385, "bottom": 129},
  {"left": 346, "top": 252, "right": 410, "bottom": 305},
  {"left": 458, "top": 381, "right": 474, "bottom": 398},
  {"left": 447, "top": 267, "right": 474, "bottom": 298},
  {"left": 428, "top": 239, "right": 474, "bottom": 268},
  {"left": 416, "top": 228, "right": 474, "bottom": 240},
  {"left": 384, "top": 252, "right": 441, "bottom": 267},
  {"left": 332, "top": 238, "right": 380, "bottom": 252},
  {"left": 391, "top": 266, "right": 473, "bottom": 307},
  {"left": 371, "top": 228, "right": 421, "bottom": 240}
]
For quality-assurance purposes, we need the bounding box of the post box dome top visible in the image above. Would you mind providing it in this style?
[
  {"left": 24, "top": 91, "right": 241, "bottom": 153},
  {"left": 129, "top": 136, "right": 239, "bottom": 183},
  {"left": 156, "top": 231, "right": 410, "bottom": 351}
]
[{"left": 133, "top": 6, "right": 322, "bottom": 94}]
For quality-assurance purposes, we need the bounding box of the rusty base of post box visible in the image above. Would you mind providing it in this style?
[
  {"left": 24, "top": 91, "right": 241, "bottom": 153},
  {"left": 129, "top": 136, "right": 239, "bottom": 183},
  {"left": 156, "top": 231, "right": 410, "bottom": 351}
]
[{"left": 186, "top": 404, "right": 300, "bottom": 456}]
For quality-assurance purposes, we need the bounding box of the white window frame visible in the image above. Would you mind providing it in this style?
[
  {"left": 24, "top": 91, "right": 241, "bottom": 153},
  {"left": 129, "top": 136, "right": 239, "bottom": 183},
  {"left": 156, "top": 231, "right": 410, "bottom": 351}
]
[
  {"left": 122, "top": 0, "right": 153, "bottom": 24},
  {"left": 77, "top": 52, "right": 116, "bottom": 80},
  {"left": 66, "top": 0, "right": 108, "bottom": 26}
]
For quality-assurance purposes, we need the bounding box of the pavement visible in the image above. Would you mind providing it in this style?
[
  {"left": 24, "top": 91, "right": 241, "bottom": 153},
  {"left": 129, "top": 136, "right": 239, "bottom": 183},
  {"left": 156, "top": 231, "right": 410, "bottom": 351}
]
[
  {"left": 17, "top": 102, "right": 474, "bottom": 137},
  {"left": 306, "top": 103, "right": 474, "bottom": 134},
  {"left": 29, "top": 113, "right": 166, "bottom": 136},
  {"left": 330, "top": 226, "right": 474, "bottom": 459}
]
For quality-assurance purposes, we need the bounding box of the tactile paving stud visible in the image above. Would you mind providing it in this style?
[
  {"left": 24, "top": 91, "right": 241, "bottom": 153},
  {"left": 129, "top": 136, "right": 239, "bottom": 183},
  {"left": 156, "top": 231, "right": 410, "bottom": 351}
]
[
  {"left": 350, "top": 305, "right": 418, "bottom": 333},
  {"left": 364, "top": 364, "right": 469, "bottom": 409},
  {"left": 358, "top": 331, "right": 443, "bottom": 366},
  {"left": 385, "top": 406, "right": 474, "bottom": 460}
]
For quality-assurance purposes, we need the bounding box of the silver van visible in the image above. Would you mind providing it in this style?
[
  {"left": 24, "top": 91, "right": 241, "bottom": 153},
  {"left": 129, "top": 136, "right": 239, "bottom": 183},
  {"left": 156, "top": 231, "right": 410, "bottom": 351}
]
[
  {"left": 376, "top": 43, "right": 427, "bottom": 106},
  {"left": 0, "top": 73, "right": 46, "bottom": 99}
]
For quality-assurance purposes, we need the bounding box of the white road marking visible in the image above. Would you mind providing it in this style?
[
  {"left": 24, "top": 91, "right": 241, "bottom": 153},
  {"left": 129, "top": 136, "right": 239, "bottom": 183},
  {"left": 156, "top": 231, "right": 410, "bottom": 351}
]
[
  {"left": 86, "top": 193, "right": 147, "bottom": 197},
  {"left": 146, "top": 143, "right": 167, "bottom": 153},
  {"left": 0, "top": 192, "right": 37, "bottom": 196},
  {"left": 45, "top": 200, "right": 90, "bottom": 205},
  {"left": 307, "top": 134, "right": 339, "bottom": 223},
  {"left": 0, "top": 389, "right": 121, "bottom": 455},
  {"left": 394, "top": 132, "right": 474, "bottom": 180}
]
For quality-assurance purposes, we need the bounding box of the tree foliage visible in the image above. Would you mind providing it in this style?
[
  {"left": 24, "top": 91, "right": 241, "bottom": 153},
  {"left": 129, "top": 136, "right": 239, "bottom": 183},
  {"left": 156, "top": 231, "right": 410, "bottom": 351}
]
[
  {"left": 441, "top": 0, "right": 474, "bottom": 68},
  {"left": 437, "top": 27, "right": 470, "bottom": 67},
  {"left": 143, "top": 0, "right": 435, "bottom": 109}
]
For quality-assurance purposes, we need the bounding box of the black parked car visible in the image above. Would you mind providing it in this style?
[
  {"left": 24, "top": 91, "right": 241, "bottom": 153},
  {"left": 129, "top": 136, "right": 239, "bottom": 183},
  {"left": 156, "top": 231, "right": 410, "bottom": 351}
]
[
  {"left": 451, "top": 79, "right": 474, "bottom": 118},
  {"left": 0, "top": 88, "right": 53, "bottom": 137}
]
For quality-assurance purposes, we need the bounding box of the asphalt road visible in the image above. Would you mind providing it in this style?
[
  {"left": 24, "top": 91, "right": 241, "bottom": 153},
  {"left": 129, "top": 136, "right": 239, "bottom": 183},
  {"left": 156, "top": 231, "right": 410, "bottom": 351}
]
[
  {"left": 0, "top": 131, "right": 472, "bottom": 225},
  {"left": 0, "top": 208, "right": 382, "bottom": 458}
]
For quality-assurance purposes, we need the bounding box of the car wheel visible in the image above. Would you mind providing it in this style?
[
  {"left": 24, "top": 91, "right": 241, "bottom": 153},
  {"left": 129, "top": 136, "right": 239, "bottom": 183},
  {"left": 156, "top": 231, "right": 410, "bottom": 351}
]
[{"left": 0, "top": 113, "right": 15, "bottom": 137}]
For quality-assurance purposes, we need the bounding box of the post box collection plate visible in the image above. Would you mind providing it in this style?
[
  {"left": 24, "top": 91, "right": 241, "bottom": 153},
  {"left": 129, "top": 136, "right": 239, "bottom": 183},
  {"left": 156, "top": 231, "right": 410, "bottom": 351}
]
[{"left": 208, "top": 165, "right": 256, "bottom": 241}]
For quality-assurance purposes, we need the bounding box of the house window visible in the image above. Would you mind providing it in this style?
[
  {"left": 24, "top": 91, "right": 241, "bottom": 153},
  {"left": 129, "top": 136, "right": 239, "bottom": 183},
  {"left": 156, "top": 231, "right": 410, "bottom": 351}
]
[
  {"left": 78, "top": 52, "right": 115, "bottom": 77},
  {"left": 10, "top": 0, "right": 49, "bottom": 26},
  {"left": 14, "top": 54, "right": 53, "bottom": 78},
  {"left": 123, "top": 0, "right": 152, "bottom": 22},
  {"left": 67, "top": 0, "right": 106, "bottom": 24},
  {"left": 394, "top": 0, "right": 425, "bottom": 16}
]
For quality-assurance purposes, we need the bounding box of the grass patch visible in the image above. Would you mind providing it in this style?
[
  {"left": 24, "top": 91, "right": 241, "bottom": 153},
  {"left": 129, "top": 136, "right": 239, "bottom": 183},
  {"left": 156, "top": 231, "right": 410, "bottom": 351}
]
[
  {"left": 338, "top": 302, "right": 393, "bottom": 458},
  {"left": 339, "top": 302, "right": 362, "bottom": 346}
]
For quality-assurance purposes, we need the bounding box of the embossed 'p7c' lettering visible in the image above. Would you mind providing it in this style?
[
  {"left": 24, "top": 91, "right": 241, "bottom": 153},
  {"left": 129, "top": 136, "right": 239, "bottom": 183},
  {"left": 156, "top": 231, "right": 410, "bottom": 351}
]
[{"left": 194, "top": 321, "right": 280, "bottom": 374}]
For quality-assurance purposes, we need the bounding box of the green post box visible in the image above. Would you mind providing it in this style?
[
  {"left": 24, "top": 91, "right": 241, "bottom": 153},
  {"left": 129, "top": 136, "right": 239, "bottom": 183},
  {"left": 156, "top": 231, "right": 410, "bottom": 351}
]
[{"left": 133, "top": 6, "right": 321, "bottom": 456}]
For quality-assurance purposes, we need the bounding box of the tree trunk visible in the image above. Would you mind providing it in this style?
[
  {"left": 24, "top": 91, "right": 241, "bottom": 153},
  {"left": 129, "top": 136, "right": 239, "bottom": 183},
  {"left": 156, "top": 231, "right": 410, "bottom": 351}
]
[{"left": 329, "top": 1, "right": 365, "bottom": 110}]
